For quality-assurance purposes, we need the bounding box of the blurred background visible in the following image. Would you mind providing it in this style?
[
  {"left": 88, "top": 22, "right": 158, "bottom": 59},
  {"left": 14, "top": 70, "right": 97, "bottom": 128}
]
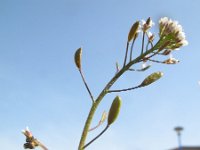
[{"left": 0, "top": 0, "right": 200, "bottom": 150}]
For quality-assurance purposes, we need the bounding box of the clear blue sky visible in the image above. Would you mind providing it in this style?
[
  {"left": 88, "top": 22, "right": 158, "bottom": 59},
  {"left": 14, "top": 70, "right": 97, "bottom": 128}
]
[{"left": 0, "top": 0, "right": 200, "bottom": 150}]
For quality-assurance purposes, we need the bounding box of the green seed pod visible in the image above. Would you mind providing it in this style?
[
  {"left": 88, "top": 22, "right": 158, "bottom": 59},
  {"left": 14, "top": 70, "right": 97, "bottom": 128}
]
[
  {"left": 74, "top": 47, "right": 82, "bottom": 70},
  {"left": 128, "top": 21, "right": 140, "bottom": 42},
  {"left": 108, "top": 96, "right": 122, "bottom": 126},
  {"left": 140, "top": 72, "right": 163, "bottom": 87}
]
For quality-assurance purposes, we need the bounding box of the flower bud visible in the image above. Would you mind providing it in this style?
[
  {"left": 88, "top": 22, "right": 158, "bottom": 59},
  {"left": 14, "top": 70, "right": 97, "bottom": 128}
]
[
  {"left": 140, "top": 72, "right": 163, "bottom": 87},
  {"left": 24, "top": 143, "right": 35, "bottom": 149},
  {"left": 128, "top": 21, "right": 140, "bottom": 42},
  {"left": 108, "top": 96, "right": 122, "bottom": 126},
  {"left": 162, "top": 49, "right": 171, "bottom": 55},
  {"left": 146, "top": 17, "right": 151, "bottom": 26},
  {"left": 100, "top": 111, "right": 107, "bottom": 124},
  {"left": 74, "top": 47, "right": 82, "bottom": 70}
]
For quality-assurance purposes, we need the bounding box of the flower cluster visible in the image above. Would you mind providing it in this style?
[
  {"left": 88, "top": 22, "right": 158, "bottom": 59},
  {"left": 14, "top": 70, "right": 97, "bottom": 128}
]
[
  {"left": 22, "top": 127, "right": 39, "bottom": 149},
  {"left": 159, "top": 17, "right": 188, "bottom": 50}
]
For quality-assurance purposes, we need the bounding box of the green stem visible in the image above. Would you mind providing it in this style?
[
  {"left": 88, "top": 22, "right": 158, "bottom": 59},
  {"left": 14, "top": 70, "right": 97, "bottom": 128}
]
[
  {"left": 129, "top": 38, "right": 136, "bottom": 61},
  {"left": 78, "top": 42, "right": 159, "bottom": 150},
  {"left": 123, "top": 42, "right": 129, "bottom": 67},
  {"left": 108, "top": 85, "right": 141, "bottom": 93},
  {"left": 83, "top": 125, "right": 109, "bottom": 149},
  {"left": 141, "top": 31, "right": 145, "bottom": 54},
  {"left": 79, "top": 70, "right": 95, "bottom": 103}
]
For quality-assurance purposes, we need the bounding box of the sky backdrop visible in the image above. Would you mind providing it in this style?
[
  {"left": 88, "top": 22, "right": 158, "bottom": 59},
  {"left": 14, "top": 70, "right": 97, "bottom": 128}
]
[{"left": 0, "top": 0, "right": 200, "bottom": 150}]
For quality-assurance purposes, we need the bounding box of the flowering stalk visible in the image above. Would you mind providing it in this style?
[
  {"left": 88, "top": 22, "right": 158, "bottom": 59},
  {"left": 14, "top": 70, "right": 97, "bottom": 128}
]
[
  {"left": 22, "top": 127, "right": 48, "bottom": 150},
  {"left": 77, "top": 17, "right": 188, "bottom": 150},
  {"left": 21, "top": 16, "right": 188, "bottom": 150}
]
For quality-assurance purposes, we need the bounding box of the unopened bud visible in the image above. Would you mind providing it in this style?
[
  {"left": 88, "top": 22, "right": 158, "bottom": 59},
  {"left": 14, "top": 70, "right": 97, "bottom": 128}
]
[
  {"left": 116, "top": 62, "right": 120, "bottom": 74},
  {"left": 24, "top": 143, "right": 35, "bottom": 149},
  {"left": 149, "top": 35, "right": 155, "bottom": 42},
  {"left": 146, "top": 17, "right": 151, "bottom": 26},
  {"left": 74, "top": 47, "right": 82, "bottom": 70},
  {"left": 100, "top": 111, "right": 107, "bottom": 124},
  {"left": 162, "top": 49, "right": 171, "bottom": 55},
  {"left": 108, "top": 96, "right": 122, "bottom": 126},
  {"left": 140, "top": 72, "right": 163, "bottom": 87},
  {"left": 128, "top": 21, "right": 140, "bottom": 42}
]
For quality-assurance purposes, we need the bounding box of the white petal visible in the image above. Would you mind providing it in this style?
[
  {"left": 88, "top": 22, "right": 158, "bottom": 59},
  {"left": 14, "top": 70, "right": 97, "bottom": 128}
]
[
  {"left": 141, "top": 20, "right": 146, "bottom": 25},
  {"left": 26, "top": 126, "right": 30, "bottom": 131},
  {"left": 22, "top": 129, "right": 25, "bottom": 134},
  {"left": 142, "top": 62, "right": 147, "bottom": 68},
  {"left": 182, "top": 40, "right": 189, "bottom": 46}
]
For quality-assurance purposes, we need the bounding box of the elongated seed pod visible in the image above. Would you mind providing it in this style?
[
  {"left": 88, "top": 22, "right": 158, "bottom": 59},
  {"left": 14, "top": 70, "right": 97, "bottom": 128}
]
[
  {"left": 128, "top": 21, "right": 140, "bottom": 42},
  {"left": 108, "top": 96, "right": 122, "bottom": 126},
  {"left": 74, "top": 47, "right": 82, "bottom": 70},
  {"left": 140, "top": 72, "right": 163, "bottom": 87}
]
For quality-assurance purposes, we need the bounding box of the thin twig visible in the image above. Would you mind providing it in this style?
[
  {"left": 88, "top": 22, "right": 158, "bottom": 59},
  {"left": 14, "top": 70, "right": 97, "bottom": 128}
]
[
  {"left": 146, "top": 41, "right": 150, "bottom": 52},
  {"left": 129, "top": 38, "right": 136, "bottom": 61},
  {"left": 148, "top": 59, "right": 164, "bottom": 64},
  {"left": 38, "top": 140, "right": 48, "bottom": 150},
  {"left": 141, "top": 31, "right": 145, "bottom": 54},
  {"left": 79, "top": 70, "right": 95, "bottom": 103},
  {"left": 123, "top": 42, "right": 129, "bottom": 67},
  {"left": 108, "top": 85, "right": 141, "bottom": 93},
  {"left": 83, "top": 125, "right": 109, "bottom": 149}
]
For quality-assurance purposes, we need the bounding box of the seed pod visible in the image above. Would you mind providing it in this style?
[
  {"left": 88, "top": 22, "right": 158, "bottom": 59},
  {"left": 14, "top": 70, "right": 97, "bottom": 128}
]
[
  {"left": 74, "top": 47, "right": 82, "bottom": 70},
  {"left": 140, "top": 72, "right": 163, "bottom": 87},
  {"left": 108, "top": 96, "right": 122, "bottom": 126},
  {"left": 128, "top": 21, "right": 140, "bottom": 42}
]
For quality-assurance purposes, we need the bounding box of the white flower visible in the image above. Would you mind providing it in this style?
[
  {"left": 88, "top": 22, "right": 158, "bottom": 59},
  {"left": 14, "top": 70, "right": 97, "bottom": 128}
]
[
  {"left": 163, "top": 54, "right": 179, "bottom": 64},
  {"left": 147, "top": 31, "right": 155, "bottom": 41},
  {"left": 159, "top": 17, "right": 188, "bottom": 50},
  {"left": 22, "top": 126, "right": 33, "bottom": 138},
  {"left": 141, "top": 17, "right": 154, "bottom": 32},
  {"left": 142, "top": 62, "right": 147, "bottom": 69}
]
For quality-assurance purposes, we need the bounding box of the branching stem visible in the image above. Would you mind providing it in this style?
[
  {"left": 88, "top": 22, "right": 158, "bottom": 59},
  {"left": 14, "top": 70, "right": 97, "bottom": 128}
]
[
  {"left": 78, "top": 39, "right": 161, "bottom": 150},
  {"left": 83, "top": 125, "right": 109, "bottom": 149}
]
